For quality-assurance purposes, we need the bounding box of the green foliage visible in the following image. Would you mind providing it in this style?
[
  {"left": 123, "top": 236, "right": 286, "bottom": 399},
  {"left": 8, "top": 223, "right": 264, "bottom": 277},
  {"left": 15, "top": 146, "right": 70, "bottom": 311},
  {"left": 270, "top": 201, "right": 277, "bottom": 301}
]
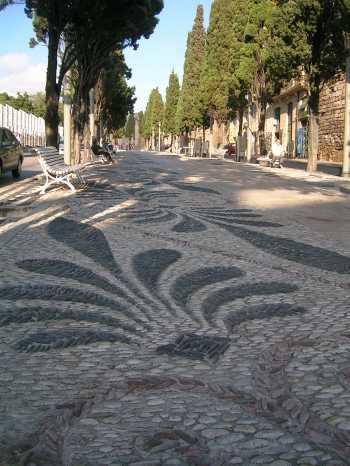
[
  {"left": 274, "top": 0, "right": 350, "bottom": 108},
  {"left": 143, "top": 88, "right": 164, "bottom": 138},
  {"left": 138, "top": 111, "right": 144, "bottom": 136},
  {"left": 0, "top": 92, "right": 33, "bottom": 113},
  {"left": 124, "top": 113, "right": 135, "bottom": 139},
  {"left": 177, "top": 5, "right": 206, "bottom": 132},
  {"left": 0, "top": 91, "right": 47, "bottom": 118},
  {"left": 163, "top": 71, "right": 180, "bottom": 136},
  {"left": 100, "top": 53, "right": 136, "bottom": 133},
  {"left": 0, "top": 0, "right": 17, "bottom": 12},
  {"left": 20, "top": 0, "right": 163, "bottom": 147},
  {"left": 199, "top": 0, "right": 236, "bottom": 122},
  {"left": 30, "top": 92, "right": 46, "bottom": 118}
]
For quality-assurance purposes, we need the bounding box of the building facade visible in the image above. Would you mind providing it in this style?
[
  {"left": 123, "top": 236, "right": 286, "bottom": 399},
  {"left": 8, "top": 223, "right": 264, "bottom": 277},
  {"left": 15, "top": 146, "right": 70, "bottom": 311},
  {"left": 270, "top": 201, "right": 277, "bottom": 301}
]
[{"left": 318, "top": 73, "right": 345, "bottom": 163}]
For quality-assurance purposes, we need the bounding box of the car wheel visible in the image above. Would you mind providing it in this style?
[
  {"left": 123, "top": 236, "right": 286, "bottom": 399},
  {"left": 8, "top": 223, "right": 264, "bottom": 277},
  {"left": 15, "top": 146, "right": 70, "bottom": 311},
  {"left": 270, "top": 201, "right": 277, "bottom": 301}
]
[{"left": 12, "top": 158, "right": 22, "bottom": 179}]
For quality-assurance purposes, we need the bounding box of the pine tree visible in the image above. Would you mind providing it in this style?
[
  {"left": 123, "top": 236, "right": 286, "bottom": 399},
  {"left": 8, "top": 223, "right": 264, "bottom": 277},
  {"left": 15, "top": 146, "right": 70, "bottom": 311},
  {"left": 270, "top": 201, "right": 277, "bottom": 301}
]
[
  {"left": 163, "top": 71, "right": 180, "bottom": 149},
  {"left": 177, "top": 4, "right": 206, "bottom": 134}
]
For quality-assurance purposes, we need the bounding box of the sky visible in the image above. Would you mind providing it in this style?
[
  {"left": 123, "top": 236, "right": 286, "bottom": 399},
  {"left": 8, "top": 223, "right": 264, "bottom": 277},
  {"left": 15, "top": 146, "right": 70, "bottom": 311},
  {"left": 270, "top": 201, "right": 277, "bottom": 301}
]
[{"left": 0, "top": 0, "right": 212, "bottom": 111}]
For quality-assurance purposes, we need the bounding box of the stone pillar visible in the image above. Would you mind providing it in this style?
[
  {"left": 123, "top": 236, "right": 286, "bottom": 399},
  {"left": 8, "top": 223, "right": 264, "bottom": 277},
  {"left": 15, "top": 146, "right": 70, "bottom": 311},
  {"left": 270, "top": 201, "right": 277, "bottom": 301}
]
[
  {"left": 134, "top": 113, "right": 140, "bottom": 149},
  {"left": 343, "top": 34, "right": 350, "bottom": 177},
  {"left": 245, "top": 108, "right": 252, "bottom": 162},
  {"left": 158, "top": 121, "right": 161, "bottom": 152},
  {"left": 63, "top": 75, "right": 72, "bottom": 165},
  {"left": 89, "top": 88, "right": 95, "bottom": 146},
  {"left": 152, "top": 126, "right": 155, "bottom": 151}
]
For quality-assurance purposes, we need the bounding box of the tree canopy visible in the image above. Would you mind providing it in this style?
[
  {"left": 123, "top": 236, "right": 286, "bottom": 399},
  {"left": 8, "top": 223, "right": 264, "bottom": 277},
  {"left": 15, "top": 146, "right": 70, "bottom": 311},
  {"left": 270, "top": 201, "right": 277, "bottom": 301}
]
[
  {"left": 198, "top": 0, "right": 236, "bottom": 123},
  {"left": 21, "top": 0, "right": 163, "bottom": 148},
  {"left": 124, "top": 113, "right": 135, "bottom": 141},
  {"left": 163, "top": 71, "right": 180, "bottom": 137},
  {"left": 0, "top": 91, "right": 47, "bottom": 118},
  {"left": 177, "top": 5, "right": 206, "bottom": 133},
  {"left": 270, "top": 0, "right": 350, "bottom": 170},
  {"left": 96, "top": 52, "right": 136, "bottom": 135},
  {"left": 143, "top": 87, "right": 164, "bottom": 139}
]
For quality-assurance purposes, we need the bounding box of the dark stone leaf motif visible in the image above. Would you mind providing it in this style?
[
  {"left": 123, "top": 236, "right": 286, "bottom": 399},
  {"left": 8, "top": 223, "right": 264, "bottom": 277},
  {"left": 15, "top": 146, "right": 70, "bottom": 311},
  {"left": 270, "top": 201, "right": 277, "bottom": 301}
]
[
  {"left": 0, "top": 284, "right": 149, "bottom": 329},
  {"left": 14, "top": 329, "right": 134, "bottom": 352},
  {"left": 193, "top": 208, "right": 254, "bottom": 214},
  {"left": 224, "top": 303, "right": 307, "bottom": 332},
  {"left": 135, "top": 212, "right": 177, "bottom": 224},
  {"left": 198, "top": 214, "right": 282, "bottom": 228},
  {"left": 47, "top": 217, "right": 156, "bottom": 314},
  {"left": 133, "top": 249, "right": 181, "bottom": 291},
  {"left": 0, "top": 307, "right": 141, "bottom": 334},
  {"left": 202, "top": 282, "right": 299, "bottom": 323},
  {"left": 214, "top": 221, "right": 350, "bottom": 274},
  {"left": 168, "top": 182, "right": 221, "bottom": 195},
  {"left": 133, "top": 249, "right": 182, "bottom": 317},
  {"left": 18, "top": 259, "right": 127, "bottom": 297},
  {"left": 140, "top": 191, "right": 180, "bottom": 201},
  {"left": 157, "top": 334, "right": 230, "bottom": 362},
  {"left": 200, "top": 212, "right": 262, "bottom": 219},
  {"left": 126, "top": 186, "right": 146, "bottom": 196},
  {"left": 170, "top": 266, "right": 245, "bottom": 322},
  {"left": 48, "top": 217, "right": 123, "bottom": 279},
  {"left": 145, "top": 190, "right": 179, "bottom": 198},
  {"left": 0, "top": 284, "right": 119, "bottom": 308},
  {"left": 172, "top": 214, "right": 207, "bottom": 233},
  {"left": 122, "top": 208, "right": 163, "bottom": 219},
  {"left": 76, "top": 181, "right": 126, "bottom": 201}
]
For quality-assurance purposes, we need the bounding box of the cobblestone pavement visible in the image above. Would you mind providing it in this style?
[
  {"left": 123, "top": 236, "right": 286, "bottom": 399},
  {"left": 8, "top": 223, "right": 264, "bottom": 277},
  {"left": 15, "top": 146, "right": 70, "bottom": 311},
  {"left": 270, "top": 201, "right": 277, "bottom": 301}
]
[{"left": 1, "top": 152, "right": 350, "bottom": 466}]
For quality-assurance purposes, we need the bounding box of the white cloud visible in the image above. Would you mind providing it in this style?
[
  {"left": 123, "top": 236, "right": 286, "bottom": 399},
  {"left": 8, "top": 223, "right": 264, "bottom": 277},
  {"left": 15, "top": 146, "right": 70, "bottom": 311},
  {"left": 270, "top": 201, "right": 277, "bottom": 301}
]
[{"left": 0, "top": 53, "right": 46, "bottom": 95}]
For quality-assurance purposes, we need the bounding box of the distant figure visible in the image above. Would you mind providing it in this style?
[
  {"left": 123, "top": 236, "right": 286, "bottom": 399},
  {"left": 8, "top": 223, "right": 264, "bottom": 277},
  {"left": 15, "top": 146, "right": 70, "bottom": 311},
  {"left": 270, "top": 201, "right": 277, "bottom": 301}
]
[
  {"left": 271, "top": 135, "right": 284, "bottom": 167},
  {"left": 91, "top": 137, "right": 113, "bottom": 164}
]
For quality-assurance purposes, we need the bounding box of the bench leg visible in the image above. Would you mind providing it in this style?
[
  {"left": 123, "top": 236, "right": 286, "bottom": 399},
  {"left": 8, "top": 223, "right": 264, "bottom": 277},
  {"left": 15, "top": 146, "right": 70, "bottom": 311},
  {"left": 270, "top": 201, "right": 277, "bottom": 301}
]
[
  {"left": 40, "top": 173, "right": 52, "bottom": 194},
  {"left": 40, "top": 174, "right": 76, "bottom": 194},
  {"left": 62, "top": 175, "right": 76, "bottom": 193},
  {"left": 74, "top": 170, "right": 87, "bottom": 188}
]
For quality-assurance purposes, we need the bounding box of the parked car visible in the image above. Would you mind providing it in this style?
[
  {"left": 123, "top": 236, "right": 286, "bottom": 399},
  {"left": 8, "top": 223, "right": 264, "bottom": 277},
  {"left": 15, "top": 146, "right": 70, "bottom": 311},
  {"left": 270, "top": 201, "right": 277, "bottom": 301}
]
[
  {"left": 224, "top": 143, "right": 237, "bottom": 158},
  {"left": 0, "top": 127, "right": 23, "bottom": 179}
]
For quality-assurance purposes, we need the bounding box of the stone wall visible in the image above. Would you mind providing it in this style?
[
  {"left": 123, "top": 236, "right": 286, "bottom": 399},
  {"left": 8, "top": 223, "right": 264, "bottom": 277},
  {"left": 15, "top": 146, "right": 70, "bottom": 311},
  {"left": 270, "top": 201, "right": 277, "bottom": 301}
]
[{"left": 318, "top": 74, "right": 345, "bottom": 162}]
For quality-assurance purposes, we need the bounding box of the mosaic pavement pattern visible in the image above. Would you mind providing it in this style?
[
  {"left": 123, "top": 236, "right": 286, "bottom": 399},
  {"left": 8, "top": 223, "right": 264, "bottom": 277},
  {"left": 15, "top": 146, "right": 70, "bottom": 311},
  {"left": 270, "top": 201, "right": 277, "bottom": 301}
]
[{"left": 1, "top": 152, "right": 350, "bottom": 465}]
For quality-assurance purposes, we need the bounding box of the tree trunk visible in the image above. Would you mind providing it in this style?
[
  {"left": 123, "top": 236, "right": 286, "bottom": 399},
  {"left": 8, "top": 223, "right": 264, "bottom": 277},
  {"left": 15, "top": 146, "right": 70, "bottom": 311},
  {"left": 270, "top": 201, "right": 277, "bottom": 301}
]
[
  {"left": 238, "top": 108, "right": 244, "bottom": 136},
  {"left": 306, "top": 84, "right": 320, "bottom": 172},
  {"left": 258, "top": 97, "right": 267, "bottom": 157},
  {"left": 45, "top": 29, "right": 60, "bottom": 148},
  {"left": 83, "top": 121, "right": 90, "bottom": 162},
  {"left": 307, "top": 108, "right": 319, "bottom": 172},
  {"left": 73, "top": 129, "right": 80, "bottom": 164}
]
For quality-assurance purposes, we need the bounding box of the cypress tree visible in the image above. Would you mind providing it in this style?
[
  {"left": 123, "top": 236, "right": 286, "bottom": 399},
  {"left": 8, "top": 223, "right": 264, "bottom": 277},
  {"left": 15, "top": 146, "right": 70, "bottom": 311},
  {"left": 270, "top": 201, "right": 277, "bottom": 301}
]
[
  {"left": 124, "top": 113, "right": 135, "bottom": 143},
  {"left": 200, "top": 0, "right": 236, "bottom": 123},
  {"left": 163, "top": 71, "right": 180, "bottom": 149},
  {"left": 178, "top": 4, "right": 206, "bottom": 134},
  {"left": 143, "top": 87, "right": 164, "bottom": 149},
  {"left": 138, "top": 111, "right": 144, "bottom": 138},
  {"left": 143, "top": 90, "right": 155, "bottom": 143},
  {"left": 152, "top": 87, "right": 164, "bottom": 127}
]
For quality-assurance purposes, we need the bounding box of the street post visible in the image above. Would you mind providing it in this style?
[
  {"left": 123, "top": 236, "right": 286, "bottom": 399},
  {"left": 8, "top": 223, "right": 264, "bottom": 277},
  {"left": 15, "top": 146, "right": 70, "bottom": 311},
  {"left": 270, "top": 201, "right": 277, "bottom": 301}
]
[{"left": 342, "top": 33, "right": 350, "bottom": 177}]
